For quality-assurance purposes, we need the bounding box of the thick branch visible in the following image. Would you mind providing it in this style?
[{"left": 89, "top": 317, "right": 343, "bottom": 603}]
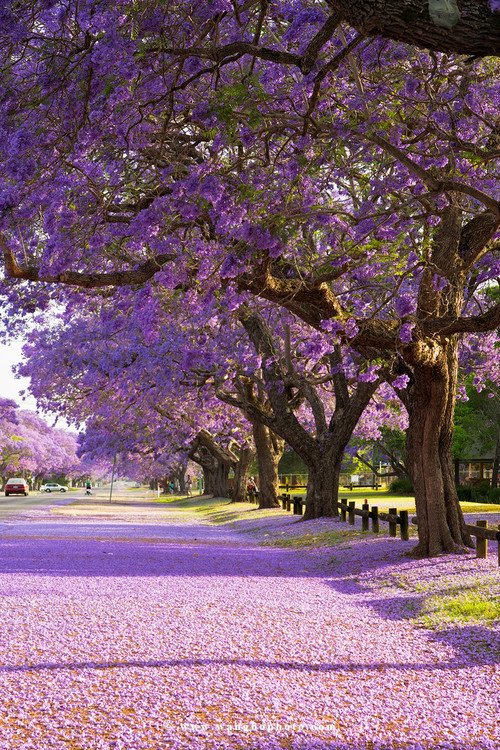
[
  {"left": 301, "top": 12, "right": 344, "bottom": 74},
  {"left": 330, "top": 0, "right": 500, "bottom": 58},
  {"left": 0, "top": 234, "right": 175, "bottom": 288},
  {"left": 422, "top": 302, "right": 500, "bottom": 336},
  {"left": 165, "top": 42, "right": 302, "bottom": 67},
  {"left": 460, "top": 212, "right": 500, "bottom": 268},
  {"left": 237, "top": 265, "right": 345, "bottom": 329},
  {"left": 189, "top": 429, "right": 239, "bottom": 467}
]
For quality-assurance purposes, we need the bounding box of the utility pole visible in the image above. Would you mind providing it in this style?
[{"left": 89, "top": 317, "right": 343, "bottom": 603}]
[{"left": 109, "top": 453, "right": 117, "bottom": 503}]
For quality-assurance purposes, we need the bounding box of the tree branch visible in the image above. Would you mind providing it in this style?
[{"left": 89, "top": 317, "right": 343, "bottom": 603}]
[
  {"left": 301, "top": 12, "right": 344, "bottom": 74},
  {"left": 0, "top": 234, "right": 175, "bottom": 288},
  {"left": 329, "top": 0, "right": 500, "bottom": 58}
]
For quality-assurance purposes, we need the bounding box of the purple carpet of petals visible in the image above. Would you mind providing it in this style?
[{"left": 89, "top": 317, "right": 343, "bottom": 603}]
[{"left": 0, "top": 496, "right": 499, "bottom": 750}]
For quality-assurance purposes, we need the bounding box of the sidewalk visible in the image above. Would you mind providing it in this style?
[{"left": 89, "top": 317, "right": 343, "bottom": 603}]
[{"left": 0, "top": 494, "right": 498, "bottom": 749}]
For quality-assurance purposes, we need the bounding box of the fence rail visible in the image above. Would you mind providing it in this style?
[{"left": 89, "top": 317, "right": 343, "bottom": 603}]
[{"left": 246, "top": 491, "right": 500, "bottom": 564}]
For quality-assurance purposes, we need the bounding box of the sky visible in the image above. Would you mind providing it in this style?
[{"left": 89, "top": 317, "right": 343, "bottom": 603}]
[
  {"left": 0, "top": 341, "right": 37, "bottom": 409},
  {"left": 0, "top": 341, "right": 75, "bottom": 430}
]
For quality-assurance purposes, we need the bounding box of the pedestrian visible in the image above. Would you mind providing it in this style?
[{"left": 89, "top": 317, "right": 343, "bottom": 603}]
[
  {"left": 169, "top": 481, "right": 175, "bottom": 495},
  {"left": 85, "top": 479, "right": 92, "bottom": 496},
  {"left": 185, "top": 474, "right": 193, "bottom": 496},
  {"left": 247, "top": 476, "right": 257, "bottom": 492},
  {"left": 247, "top": 476, "right": 258, "bottom": 501}
]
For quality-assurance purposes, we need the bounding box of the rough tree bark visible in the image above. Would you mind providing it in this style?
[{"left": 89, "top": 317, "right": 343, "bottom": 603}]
[
  {"left": 406, "top": 338, "right": 473, "bottom": 555},
  {"left": 331, "top": 0, "right": 500, "bottom": 58},
  {"left": 231, "top": 442, "right": 256, "bottom": 502},
  {"left": 397, "top": 207, "right": 494, "bottom": 555},
  {"left": 252, "top": 421, "right": 285, "bottom": 509},
  {"left": 188, "top": 430, "right": 238, "bottom": 499}
]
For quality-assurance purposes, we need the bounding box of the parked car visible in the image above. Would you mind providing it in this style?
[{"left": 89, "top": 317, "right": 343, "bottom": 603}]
[
  {"left": 4, "top": 478, "right": 29, "bottom": 496},
  {"left": 40, "top": 482, "right": 69, "bottom": 493}
]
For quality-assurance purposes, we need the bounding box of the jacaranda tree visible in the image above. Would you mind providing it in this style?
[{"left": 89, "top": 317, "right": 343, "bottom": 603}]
[{"left": 1, "top": 1, "right": 499, "bottom": 555}]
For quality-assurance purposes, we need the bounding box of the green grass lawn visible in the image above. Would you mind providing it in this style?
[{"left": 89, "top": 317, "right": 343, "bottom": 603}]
[
  {"left": 151, "top": 490, "right": 500, "bottom": 520},
  {"left": 280, "top": 486, "right": 500, "bottom": 514}
]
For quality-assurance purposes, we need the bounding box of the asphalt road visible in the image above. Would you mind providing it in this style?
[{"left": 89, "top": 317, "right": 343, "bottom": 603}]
[
  {"left": 0, "top": 489, "right": 79, "bottom": 520},
  {"left": 0, "top": 484, "right": 160, "bottom": 521}
]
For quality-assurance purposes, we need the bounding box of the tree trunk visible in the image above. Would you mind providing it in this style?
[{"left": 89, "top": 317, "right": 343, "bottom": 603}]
[
  {"left": 491, "top": 434, "right": 500, "bottom": 490},
  {"left": 210, "top": 461, "right": 231, "bottom": 498},
  {"left": 188, "top": 430, "right": 238, "bottom": 499},
  {"left": 193, "top": 457, "right": 230, "bottom": 498},
  {"left": 173, "top": 463, "right": 187, "bottom": 494},
  {"left": 237, "top": 312, "right": 381, "bottom": 520},
  {"left": 231, "top": 444, "right": 255, "bottom": 502},
  {"left": 303, "top": 448, "right": 343, "bottom": 519},
  {"left": 252, "top": 422, "right": 284, "bottom": 509},
  {"left": 202, "top": 467, "right": 212, "bottom": 495},
  {"left": 406, "top": 339, "right": 474, "bottom": 556}
]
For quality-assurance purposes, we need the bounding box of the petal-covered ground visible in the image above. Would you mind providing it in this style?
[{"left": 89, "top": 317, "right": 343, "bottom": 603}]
[{"left": 0, "top": 492, "right": 499, "bottom": 750}]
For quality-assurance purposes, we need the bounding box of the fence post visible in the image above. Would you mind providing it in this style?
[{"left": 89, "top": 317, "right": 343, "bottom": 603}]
[
  {"left": 400, "top": 510, "right": 409, "bottom": 541},
  {"left": 286, "top": 495, "right": 291, "bottom": 512},
  {"left": 389, "top": 508, "right": 398, "bottom": 537},
  {"left": 476, "top": 520, "right": 488, "bottom": 559},
  {"left": 281, "top": 495, "right": 287, "bottom": 511},
  {"left": 371, "top": 506, "right": 379, "bottom": 533},
  {"left": 362, "top": 502, "right": 369, "bottom": 532},
  {"left": 340, "top": 499, "right": 347, "bottom": 523},
  {"left": 348, "top": 501, "right": 355, "bottom": 525}
]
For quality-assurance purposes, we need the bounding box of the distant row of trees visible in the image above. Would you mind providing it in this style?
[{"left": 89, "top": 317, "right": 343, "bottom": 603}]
[{"left": 0, "top": 397, "right": 106, "bottom": 488}]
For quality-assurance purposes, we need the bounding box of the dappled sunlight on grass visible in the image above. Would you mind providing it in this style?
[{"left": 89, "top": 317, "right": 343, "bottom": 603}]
[{"left": 261, "top": 528, "right": 367, "bottom": 548}]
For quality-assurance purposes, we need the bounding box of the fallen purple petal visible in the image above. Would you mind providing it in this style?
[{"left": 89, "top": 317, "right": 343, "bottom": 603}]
[{"left": 0, "top": 497, "right": 498, "bottom": 749}]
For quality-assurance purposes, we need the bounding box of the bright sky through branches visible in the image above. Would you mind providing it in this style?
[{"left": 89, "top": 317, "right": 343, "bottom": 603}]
[{"left": 0, "top": 342, "right": 36, "bottom": 408}]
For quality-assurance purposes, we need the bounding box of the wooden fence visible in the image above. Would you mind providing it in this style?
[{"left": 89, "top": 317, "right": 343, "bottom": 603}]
[
  {"left": 247, "top": 491, "right": 500, "bottom": 564},
  {"left": 464, "top": 520, "right": 500, "bottom": 565}
]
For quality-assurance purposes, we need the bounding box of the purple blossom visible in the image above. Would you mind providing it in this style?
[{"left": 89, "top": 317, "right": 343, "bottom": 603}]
[
  {"left": 345, "top": 319, "right": 359, "bottom": 338},
  {"left": 183, "top": 175, "right": 200, "bottom": 196},
  {"left": 0, "top": 187, "right": 19, "bottom": 211},
  {"left": 393, "top": 373, "right": 410, "bottom": 389},
  {"left": 220, "top": 253, "right": 240, "bottom": 278},
  {"left": 394, "top": 295, "right": 415, "bottom": 318},
  {"left": 199, "top": 176, "right": 224, "bottom": 204},
  {"left": 433, "top": 275, "right": 448, "bottom": 292},
  {"left": 399, "top": 322, "right": 414, "bottom": 343}
]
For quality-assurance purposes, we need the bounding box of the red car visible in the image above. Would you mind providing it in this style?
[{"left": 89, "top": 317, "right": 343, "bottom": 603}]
[{"left": 4, "top": 478, "right": 29, "bottom": 497}]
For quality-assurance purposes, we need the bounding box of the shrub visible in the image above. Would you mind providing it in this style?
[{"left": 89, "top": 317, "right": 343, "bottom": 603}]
[
  {"left": 487, "top": 487, "right": 500, "bottom": 503},
  {"left": 456, "top": 485, "right": 473, "bottom": 502},
  {"left": 388, "top": 477, "right": 414, "bottom": 495},
  {"left": 456, "top": 483, "right": 500, "bottom": 504}
]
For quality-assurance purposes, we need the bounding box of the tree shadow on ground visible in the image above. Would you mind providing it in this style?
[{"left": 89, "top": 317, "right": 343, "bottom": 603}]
[
  {"left": 0, "top": 536, "right": 323, "bottom": 578},
  {"left": 320, "top": 535, "right": 500, "bottom": 669},
  {"left": 0, "top": 625, "right": 498, "bottom": 673}
]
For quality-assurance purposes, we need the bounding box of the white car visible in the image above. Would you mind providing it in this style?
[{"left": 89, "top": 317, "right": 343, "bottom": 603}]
[{"left": 41, "top": 482, "right": 69, "bottom": 493}]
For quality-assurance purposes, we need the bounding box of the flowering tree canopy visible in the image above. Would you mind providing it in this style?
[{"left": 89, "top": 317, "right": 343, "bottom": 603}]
[
  {"left": 0, "top": 1, "right": 500, "bottom": 554},
  {"left": 0, "top": 397, "right": 81, "bottom": 483}
]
